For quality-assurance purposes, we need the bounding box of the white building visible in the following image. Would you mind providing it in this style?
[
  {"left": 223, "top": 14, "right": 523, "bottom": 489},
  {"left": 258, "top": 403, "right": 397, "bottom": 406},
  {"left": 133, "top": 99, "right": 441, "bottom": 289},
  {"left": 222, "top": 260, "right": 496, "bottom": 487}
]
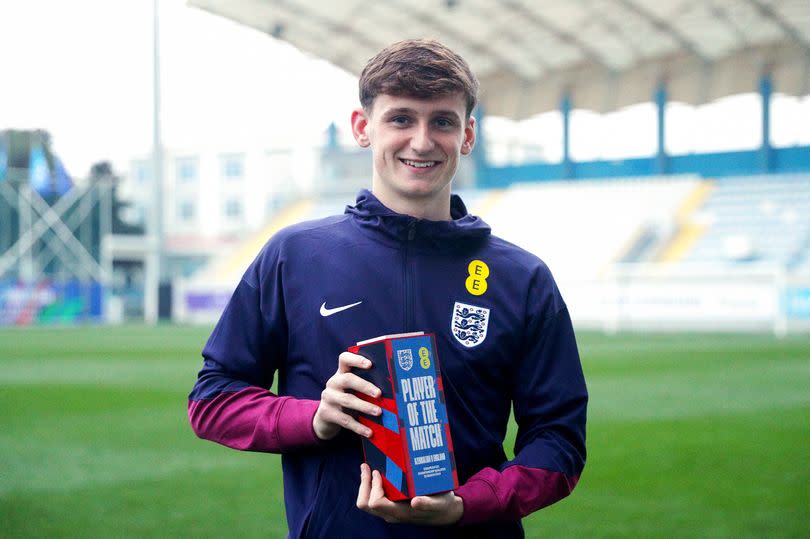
[{"left": 121, "top": 143, "right": 324, "bottom": 278}]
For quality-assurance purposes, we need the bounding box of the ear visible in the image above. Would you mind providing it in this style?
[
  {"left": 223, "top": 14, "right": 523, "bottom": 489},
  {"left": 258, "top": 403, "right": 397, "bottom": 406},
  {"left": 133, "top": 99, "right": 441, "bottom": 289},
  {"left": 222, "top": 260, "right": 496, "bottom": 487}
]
[
  {"left": 461, "top": 116, "right": 476, "bottom": 155},
  {"left": 351, "top": 108, "right": 371, "bottom": 148}
]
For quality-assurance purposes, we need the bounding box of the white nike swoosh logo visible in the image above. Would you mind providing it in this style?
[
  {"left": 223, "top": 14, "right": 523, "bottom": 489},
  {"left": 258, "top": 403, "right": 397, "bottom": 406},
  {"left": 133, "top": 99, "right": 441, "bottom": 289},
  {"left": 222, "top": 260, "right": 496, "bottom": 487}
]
[{"left": 320, "top": 301, "right": 363, "bottom": 317}]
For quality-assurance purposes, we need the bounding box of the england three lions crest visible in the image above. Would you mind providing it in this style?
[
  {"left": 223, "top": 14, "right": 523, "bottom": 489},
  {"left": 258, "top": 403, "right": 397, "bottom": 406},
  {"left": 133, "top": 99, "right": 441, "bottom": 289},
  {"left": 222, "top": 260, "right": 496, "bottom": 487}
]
[{"left": 451, "top": 302, "right": 490, "bottom": 348}]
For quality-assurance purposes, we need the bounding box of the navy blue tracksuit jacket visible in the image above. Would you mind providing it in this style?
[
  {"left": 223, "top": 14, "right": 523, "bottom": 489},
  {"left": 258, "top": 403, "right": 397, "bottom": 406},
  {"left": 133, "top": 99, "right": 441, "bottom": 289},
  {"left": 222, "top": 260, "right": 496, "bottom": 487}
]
[{"left": 189, "top": 190, "right": 587, "bottom": 538}]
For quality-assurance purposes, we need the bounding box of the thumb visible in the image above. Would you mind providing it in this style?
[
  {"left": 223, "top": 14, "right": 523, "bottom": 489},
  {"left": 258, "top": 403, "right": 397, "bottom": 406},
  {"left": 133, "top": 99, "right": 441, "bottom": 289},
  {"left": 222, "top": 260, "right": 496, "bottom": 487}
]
[{"left": 410, "top": 493, "right": 451, "bottom": 511}]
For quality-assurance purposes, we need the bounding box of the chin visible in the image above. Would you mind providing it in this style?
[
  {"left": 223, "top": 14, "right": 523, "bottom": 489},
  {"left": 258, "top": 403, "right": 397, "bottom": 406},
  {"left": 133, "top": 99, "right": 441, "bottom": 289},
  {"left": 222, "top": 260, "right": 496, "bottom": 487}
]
[
  {"left": 399, "top": 177, "right": 438, "bottom": 191},
  {"left": 399, "top": 183, "right": 449, "bottom": 200}
]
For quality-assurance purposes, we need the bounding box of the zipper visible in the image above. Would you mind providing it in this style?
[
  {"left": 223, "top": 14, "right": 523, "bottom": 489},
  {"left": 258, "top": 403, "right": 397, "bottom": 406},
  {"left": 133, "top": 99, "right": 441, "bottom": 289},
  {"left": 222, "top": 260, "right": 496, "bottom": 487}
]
[{"left": 404, "top": 221, "right": 416, "bottom": 330}]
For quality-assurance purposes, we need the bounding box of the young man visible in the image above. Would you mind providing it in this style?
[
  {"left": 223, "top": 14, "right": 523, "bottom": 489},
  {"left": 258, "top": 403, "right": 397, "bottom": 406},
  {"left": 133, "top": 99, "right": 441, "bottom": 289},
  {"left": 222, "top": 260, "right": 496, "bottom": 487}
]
[{"left": 189, "top": 39, "right": 587, "bottom": 538}]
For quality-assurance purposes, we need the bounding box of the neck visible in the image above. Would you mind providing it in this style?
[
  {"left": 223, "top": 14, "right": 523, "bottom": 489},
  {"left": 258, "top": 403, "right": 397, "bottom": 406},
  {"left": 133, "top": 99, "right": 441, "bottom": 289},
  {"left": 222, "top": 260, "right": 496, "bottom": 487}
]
[{"left": 371, "top": 187, "right": 452, "bottom": 221}]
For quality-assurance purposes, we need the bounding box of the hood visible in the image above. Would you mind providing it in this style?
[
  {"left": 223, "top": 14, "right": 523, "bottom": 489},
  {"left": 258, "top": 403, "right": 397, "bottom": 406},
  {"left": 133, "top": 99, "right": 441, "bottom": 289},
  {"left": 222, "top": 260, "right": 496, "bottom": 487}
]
[{"left": 345, "top": 189, "right": 491, "bottom": 248}]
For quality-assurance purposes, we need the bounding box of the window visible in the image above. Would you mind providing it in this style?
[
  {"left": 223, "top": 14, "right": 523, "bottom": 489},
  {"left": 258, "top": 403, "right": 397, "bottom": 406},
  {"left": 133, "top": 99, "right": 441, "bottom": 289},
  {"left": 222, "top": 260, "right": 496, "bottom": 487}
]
[
  {"left": 120, "top": 203, "right": 145, "bottom": 227},
  {"left": 224, "top": 198, "right": 242, "bottom": 219},
  {"left": 177, "top": 200, "right": 195, "bottom": 222},
  {"left": 176, "top": 157, "right": 198, "bottom": 184},
  {"left": 132, "top": 160, "right": 151, "bottom": 184},
  {"left": 221, "top": 154, "right": 244, "bottom": 179}
]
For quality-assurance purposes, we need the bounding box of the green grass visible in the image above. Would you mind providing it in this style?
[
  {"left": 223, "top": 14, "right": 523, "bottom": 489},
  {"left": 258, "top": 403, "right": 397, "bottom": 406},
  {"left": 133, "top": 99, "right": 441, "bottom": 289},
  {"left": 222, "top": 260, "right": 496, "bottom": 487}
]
[{"left": 1, "top": 327, "right": 808, "bottom": 538}]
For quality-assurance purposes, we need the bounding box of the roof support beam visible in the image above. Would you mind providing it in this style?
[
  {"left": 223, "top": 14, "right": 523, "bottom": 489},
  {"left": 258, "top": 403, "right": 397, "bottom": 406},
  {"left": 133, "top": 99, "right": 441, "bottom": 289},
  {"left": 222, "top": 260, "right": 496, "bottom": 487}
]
[
  {"left": 705, "top": 0, "right": 750, "bottom": 46},
  {"left": 655, "top": 84, "right": 669, "bottom": 174},
  {"left": 759, "top": 74, "right": 773, "bottom": 173},
  {"left": 240, "top": 0, "right": 382, "bottom": 62},
  {"left": 615, "top": 0, "right": 710, "bottom": 63},
  {"left": 560, "top": 93, "right": 573, "bottom": 179},
  {"left": 497, "top": 0, "right": 615, "bottom": 73},
  {"left": 384, "top": 0, "right": 542, "bottom": 79},
  {"left": 746, "top": 0, "right": 810, "bottom": 55}
]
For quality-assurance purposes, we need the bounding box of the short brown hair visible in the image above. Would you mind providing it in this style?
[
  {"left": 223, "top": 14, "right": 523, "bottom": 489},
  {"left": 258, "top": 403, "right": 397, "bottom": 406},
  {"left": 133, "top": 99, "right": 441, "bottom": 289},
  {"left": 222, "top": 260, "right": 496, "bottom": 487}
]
[{"left": 359, "top": 39, "right": 479, "bottom": 118}]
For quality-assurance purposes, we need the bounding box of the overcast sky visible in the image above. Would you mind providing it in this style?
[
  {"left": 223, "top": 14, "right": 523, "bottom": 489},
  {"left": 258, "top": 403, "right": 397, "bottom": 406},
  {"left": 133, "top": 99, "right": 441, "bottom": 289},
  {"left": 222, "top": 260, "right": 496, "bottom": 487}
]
[
  {"left": 2, "top": 0, "right": 808, "bottom": 179},
  {"left": 0, "top": 0, "right": 359, "bottom": 177}
]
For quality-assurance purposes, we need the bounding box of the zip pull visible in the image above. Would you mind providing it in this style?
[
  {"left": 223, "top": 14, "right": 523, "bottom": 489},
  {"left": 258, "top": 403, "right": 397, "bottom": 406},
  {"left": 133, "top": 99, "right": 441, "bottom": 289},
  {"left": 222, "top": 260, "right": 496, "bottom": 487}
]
[{"left": 407, "top": 221, "right": 416, "bottom": 241}]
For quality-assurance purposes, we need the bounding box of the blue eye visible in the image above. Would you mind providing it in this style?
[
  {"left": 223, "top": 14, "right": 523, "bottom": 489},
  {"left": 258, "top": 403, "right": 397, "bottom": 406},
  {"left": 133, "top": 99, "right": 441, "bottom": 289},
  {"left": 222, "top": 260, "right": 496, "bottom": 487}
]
[
  {"left": 392, "top": 116, "right": 410, "bottom": 125},
  {"left": 435, "top": 118, "right": 454, "bottom": 128}
]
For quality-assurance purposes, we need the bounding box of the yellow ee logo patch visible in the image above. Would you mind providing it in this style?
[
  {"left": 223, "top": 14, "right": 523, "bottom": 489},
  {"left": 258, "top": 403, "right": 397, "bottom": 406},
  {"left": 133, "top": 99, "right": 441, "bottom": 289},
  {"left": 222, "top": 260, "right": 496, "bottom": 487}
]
[
  {"left": 465, "top": 260, "right": 489, "bottom": 296},
  {"left": 419, "top": 347, "right": 431, "bottom": 369}
]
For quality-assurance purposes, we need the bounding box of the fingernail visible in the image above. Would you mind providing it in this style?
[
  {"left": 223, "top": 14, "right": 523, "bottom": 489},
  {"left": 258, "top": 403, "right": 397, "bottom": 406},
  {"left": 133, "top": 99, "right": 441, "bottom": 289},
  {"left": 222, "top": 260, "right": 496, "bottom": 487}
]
[
  {"left": 365, "top": 428, "right": 373, "bottom": 438},
  {"left": 374, "top": 407, "right": 381, "bottom": 415},
  {"left": 364, "top": 360, "right": 371, "bottom": 367}
]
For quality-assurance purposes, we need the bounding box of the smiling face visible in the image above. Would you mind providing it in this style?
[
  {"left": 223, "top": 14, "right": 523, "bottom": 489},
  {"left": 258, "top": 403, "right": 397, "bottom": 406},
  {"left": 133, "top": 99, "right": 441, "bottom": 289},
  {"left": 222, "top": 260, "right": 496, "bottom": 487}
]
[{"left": 351, "top": 93, "right": 475, "bottom": 220}]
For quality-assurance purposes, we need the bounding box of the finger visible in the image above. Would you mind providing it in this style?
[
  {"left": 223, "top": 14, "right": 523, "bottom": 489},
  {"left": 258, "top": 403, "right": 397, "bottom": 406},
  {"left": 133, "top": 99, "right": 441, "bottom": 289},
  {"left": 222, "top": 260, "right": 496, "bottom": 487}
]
[
  {"left": 338, "top": 351, "right": 372, "bottom": 373},
  {"left": 323, "top": 389, "right": 381, "bottom": 416},
  {"left": 410, "top": 496, "right": 434, "bottom": 511},
  {"left": 410, "top": 492, "right": 452, "bottom": 512},
  {"left": 356, "top": 463, "right": 372, "bottom": 510},
  {"left": 369, "top": 469, "right": 385, "bottom": 502},
  {"left": 327, "top": 372, "right": 381, "bottom": 399},
  {"left": 319, "top": 407, "right": 373, "bottom": 438},
  {"left": 368, "top": 470, "right": 395, "bottom": 511},
  {"left": 321, "top": 385, "right": 381, "bottom": 416},
  {"left": 367, "top": 470, "right": 401, "bottom": 523}
]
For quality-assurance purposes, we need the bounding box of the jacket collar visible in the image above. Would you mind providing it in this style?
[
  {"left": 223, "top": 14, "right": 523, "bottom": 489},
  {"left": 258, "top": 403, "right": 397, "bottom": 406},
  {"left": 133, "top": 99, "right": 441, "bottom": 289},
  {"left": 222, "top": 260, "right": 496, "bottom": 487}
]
[{"left": 345, "top": 189, "right": 491, "bottom": 247}]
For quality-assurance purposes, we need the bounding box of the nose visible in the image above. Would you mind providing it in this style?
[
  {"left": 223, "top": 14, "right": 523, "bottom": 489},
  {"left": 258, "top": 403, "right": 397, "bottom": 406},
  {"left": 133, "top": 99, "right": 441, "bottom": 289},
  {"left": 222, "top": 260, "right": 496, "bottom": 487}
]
[{"left": 410, "top": 123, "right": 435, "bottom": 154}]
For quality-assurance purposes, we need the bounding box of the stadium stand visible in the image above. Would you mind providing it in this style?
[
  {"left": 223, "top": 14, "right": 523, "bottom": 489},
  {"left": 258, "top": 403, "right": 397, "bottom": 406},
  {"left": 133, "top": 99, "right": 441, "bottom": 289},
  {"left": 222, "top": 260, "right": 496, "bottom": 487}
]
[
  {"left": 181, "top": 174, "right": 810, "bottom": 290},
  {"left": 176, "top": 176, "right": 699, "bottom": 305},
  {"left": 174, "top": 175, "right": 810, "bottom": 332},
  {"left": 481, "top": 176, "right": 703, "bottom": 280},
  {"left": 680, "top": 174, "right": 810, "bottom": 270},
  {"left": 212, "top": 178, "right": 810, "bottom": 277}
]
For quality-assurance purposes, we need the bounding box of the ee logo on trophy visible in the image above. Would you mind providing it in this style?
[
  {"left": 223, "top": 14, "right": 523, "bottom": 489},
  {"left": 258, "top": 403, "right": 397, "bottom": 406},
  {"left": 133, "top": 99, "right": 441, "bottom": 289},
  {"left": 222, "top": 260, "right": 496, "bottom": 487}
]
[
  {"left": 465, "top": 260, "right": 489, "bottom": 296},
  {"left": 419, "top": 347, "right": 431, "bottom": 369}
]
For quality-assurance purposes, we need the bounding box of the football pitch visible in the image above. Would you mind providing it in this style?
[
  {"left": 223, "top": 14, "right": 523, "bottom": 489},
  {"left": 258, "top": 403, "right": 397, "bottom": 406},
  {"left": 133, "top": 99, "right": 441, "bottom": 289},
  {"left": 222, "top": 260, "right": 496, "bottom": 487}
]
[{"left": 1, "top": 325, "right": 808, "bottom": 538}]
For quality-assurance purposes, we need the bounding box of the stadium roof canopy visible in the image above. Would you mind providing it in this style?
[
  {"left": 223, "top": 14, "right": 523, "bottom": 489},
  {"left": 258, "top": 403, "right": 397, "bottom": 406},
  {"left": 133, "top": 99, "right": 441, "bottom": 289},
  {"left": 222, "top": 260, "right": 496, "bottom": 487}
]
[{"left": 188, "top": 0, "right": 810, "bottom": 119}]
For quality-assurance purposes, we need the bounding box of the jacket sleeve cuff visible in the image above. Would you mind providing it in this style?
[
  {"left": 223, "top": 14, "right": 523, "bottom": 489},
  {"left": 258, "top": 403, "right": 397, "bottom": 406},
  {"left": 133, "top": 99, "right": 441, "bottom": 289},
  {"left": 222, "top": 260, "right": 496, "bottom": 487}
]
[
  {"left": 455, "top": 469, "right": 502, "bottom": 525},
  {"left": 274, "top": 397, "right": 322, "bottom": 448},
  {"left": 455, "top": 465, "right": 580, "bottom": 524}
]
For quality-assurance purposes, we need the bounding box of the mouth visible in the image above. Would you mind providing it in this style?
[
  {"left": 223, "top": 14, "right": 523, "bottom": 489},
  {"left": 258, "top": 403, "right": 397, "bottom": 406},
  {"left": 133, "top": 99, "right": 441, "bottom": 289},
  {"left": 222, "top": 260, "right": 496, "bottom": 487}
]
[{"left": 399, "top": 158, "right": 440, "bottom": 169}]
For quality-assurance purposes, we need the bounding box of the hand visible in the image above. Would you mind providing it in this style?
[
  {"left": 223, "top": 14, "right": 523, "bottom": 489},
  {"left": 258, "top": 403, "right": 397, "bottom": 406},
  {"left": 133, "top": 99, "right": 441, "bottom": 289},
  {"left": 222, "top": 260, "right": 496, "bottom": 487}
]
[
  {"left": 312, "top": 352, "right": 382, "bottom": 440},
  {"left": 356, "top": 463, "right": 464, "bottom": 525}
]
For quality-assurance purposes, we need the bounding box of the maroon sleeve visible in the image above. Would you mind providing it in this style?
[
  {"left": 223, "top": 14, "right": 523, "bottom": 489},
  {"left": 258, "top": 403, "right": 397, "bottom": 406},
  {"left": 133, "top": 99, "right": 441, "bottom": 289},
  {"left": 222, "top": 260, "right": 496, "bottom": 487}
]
[
  {"left": 188, "top": 386, "right": 322, "bottom": 452},
  {"left": 455, "top": 466, "right": 579, "bottom": 524}
]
